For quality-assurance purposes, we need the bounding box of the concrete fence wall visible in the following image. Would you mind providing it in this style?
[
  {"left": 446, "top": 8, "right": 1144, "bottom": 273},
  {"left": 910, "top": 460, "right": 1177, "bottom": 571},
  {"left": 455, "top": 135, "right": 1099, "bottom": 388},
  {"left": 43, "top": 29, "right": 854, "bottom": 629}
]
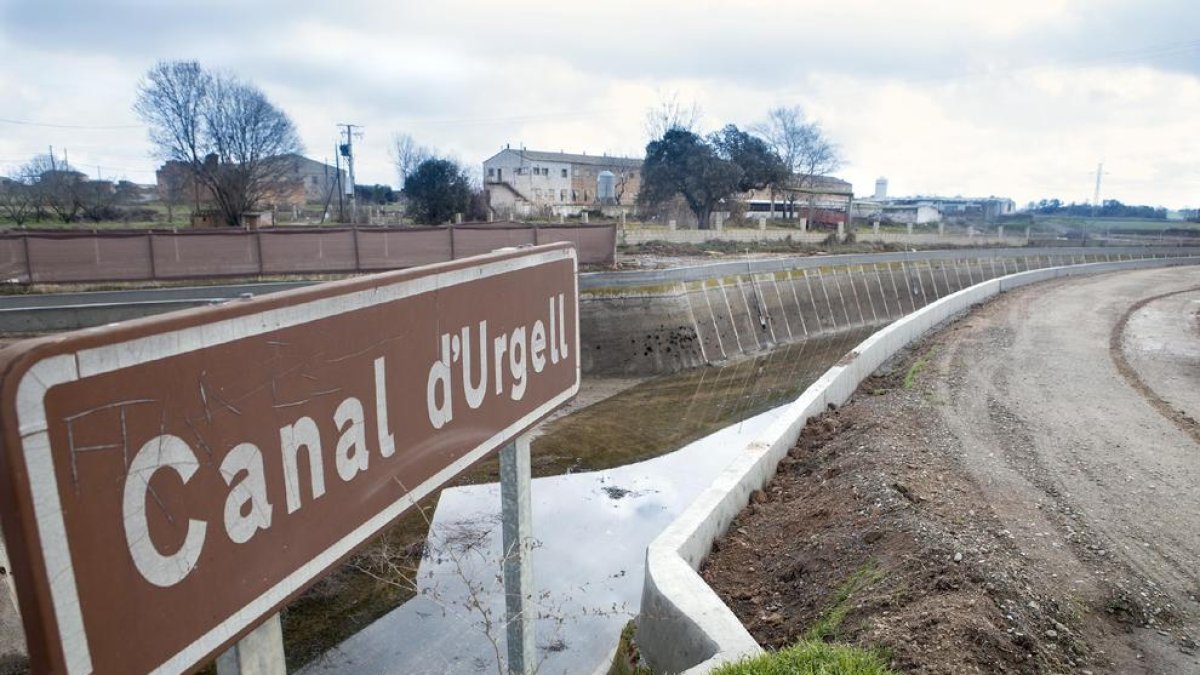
[
  {"left": 634, "top": 253, "right": 1200, "bottom": 674},
  {"left": 579, "top": 246, "right": 1198, "bottom": 376},
  {"left": 0, "top": 224, "right": 617, "bottom": 284}
]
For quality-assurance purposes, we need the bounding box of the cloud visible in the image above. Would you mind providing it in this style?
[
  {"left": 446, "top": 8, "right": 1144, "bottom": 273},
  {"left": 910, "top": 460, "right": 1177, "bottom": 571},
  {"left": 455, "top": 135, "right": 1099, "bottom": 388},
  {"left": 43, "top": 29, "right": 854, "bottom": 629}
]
[{"left": 0, "top": 0, "right": 1196, "bottom": 206}]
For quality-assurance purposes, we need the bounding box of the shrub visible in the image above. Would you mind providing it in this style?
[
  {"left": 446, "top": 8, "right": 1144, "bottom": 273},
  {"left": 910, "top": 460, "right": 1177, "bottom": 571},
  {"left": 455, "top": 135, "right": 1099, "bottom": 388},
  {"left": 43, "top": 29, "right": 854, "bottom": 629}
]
[{"left": 712, "top": 640, "right": 894, "bottom": 675}]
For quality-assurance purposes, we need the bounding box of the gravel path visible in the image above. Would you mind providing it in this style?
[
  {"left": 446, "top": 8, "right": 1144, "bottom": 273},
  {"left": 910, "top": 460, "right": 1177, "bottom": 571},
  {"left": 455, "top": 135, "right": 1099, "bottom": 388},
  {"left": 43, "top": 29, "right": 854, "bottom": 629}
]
[{"left": 933, "top": 267, "right": 1200, "bottom": 671}]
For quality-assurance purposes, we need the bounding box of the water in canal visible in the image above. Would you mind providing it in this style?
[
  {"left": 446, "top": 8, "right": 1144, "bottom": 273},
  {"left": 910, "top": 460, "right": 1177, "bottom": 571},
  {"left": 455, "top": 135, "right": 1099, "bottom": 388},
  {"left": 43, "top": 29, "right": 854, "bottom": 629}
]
[{"left": 300, "top": 327, "right": 875, "bottom": 675}]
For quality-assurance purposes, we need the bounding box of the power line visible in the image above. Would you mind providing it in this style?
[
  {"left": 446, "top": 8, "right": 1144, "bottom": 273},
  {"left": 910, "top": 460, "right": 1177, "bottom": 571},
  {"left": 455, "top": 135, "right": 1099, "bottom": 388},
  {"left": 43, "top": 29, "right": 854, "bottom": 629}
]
[
  {"left": 0, "top": 158, "right": 157, "bottom": 179},
  {"left": 0, "top": 117, "right": 144, "bottom": 130}
]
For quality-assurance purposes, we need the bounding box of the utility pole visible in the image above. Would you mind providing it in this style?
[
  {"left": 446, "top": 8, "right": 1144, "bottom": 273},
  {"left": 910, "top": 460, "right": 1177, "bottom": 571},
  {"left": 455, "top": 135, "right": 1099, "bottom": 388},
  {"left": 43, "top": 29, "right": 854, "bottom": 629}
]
[
  {"left": 339, "top": 124, "right": 362, "bottom": 224},
  {"left": 334, "top": 143, "right": 345, "bottom": 223}
]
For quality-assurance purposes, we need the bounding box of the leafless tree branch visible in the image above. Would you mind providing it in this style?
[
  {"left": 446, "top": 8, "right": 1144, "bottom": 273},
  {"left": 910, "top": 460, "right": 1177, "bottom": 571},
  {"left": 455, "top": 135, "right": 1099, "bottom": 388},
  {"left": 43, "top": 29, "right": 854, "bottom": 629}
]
[{"left": 135, "top": 60, "right": 303, "bottom": 227}]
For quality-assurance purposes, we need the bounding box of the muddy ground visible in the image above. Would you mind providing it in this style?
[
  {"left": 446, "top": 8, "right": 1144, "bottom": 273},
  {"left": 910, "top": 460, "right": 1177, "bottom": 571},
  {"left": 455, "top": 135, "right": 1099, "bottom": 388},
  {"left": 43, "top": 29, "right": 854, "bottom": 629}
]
[{"left": 703, "top": 272, "right": 1200, "bottom": 674}]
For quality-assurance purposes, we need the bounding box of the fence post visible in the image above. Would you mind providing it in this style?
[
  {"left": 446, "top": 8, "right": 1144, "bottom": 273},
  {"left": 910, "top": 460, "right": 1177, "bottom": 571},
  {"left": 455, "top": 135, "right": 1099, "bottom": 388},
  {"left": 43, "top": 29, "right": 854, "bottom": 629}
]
[
  {"left": 146, "top": 232, "right": 157, "bottom": 280},
  {"left": 255, "top": 230, "right": 265, "bottom": 277},
  {"left": 21, "top": 235, "right": 33, "bottom": 284},
  {"left": 533, "top": 226, "right": 541, "bottom": 246},
  {"left": 449, "top": 226, "right": 456, "bottom": 261},
  {"left": 352, "top": 226, "right": 362, "bottom": 273}
]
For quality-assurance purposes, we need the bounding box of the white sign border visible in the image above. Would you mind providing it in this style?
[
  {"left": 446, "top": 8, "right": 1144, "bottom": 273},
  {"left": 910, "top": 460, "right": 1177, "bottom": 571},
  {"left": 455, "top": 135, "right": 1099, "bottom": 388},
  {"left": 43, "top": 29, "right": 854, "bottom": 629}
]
[{"left": 13, "top": 246, "right": 580, "bottom": 674}]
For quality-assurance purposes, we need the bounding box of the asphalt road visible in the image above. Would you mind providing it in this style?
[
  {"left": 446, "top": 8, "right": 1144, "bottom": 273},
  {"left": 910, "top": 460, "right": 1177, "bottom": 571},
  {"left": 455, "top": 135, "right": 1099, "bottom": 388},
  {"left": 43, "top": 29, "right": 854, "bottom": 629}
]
[{"left": 933, "top": 266, "right": 1200, "bottom": 671}]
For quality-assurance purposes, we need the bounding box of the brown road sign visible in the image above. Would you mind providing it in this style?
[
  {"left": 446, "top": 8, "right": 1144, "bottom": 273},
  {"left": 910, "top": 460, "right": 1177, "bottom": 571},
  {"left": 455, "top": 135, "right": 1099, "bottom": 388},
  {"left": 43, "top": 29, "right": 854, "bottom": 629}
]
[{"left": 0, "top": 243, "right": 579, "bottom": 674}]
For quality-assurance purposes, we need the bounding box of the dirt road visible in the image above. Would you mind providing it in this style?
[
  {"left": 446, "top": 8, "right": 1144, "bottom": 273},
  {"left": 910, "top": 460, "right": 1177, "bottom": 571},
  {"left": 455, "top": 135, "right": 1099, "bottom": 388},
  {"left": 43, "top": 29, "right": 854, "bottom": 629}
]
[
  {"left": 704, "top": 266, "right": 1200, "bottom": 673},
  {"left": 935, "top": 266, "right": 1200, "bottom": 670}
]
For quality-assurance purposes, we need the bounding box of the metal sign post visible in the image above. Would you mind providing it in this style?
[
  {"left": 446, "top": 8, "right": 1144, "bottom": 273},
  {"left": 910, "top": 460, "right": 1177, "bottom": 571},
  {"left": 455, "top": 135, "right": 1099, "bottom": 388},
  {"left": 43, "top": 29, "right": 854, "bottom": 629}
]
[{"left": 501, "top": 434, "right": 535, "bottom": 674}]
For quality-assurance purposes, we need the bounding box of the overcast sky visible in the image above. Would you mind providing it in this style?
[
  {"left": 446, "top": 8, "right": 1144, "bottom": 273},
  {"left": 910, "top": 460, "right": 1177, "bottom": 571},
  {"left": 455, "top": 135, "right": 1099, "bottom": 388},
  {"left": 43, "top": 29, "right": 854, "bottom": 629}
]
[{"left": 1, "top": 0, "right": 1197, "bottom": 208}]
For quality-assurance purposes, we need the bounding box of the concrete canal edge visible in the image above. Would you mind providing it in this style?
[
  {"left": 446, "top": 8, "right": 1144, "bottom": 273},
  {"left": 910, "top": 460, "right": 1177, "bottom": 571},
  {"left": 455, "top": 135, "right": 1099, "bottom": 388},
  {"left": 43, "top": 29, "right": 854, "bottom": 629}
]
[{"left": 635, "top": 255, "right": 1200, "bottom": 675}]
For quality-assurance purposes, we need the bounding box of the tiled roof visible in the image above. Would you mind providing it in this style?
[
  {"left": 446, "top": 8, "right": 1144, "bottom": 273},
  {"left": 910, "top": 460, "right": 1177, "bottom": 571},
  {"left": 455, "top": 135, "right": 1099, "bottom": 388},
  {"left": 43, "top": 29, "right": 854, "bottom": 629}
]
[{"left": 490, "top": 149, "right": 642, "bottom": 168}]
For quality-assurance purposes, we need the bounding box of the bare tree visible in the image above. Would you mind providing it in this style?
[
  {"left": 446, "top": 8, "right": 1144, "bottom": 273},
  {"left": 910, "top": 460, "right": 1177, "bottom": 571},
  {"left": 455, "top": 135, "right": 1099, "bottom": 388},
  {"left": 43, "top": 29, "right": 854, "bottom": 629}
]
[
  {"left": 610, "top": 164, "right": 638, "bottom": 205},
  {"left": 753, "top": 106, "right": 842, "bottom": 220},
  {"left": 21, "top": 154, "right": 84, "bottom": 223},
  {"left": 0, "top": 178, "right": 36, "bottom": 227},
  {"left": 644, "top": 91, "right": 703, "bottom": 141},
  {"left": 392, "top": 133, "right": 432, "bottom": 189},
  {"left": 135, "top": 60, "right": 303, "bottom": 227},
  {"left": 78, "top": 180, "right": 122, "bottom": 222}
]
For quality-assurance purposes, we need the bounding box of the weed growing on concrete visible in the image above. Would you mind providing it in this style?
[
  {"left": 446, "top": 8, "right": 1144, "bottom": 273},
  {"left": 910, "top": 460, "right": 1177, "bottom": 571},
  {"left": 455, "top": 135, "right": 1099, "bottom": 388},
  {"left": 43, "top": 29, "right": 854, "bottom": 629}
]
[{"left": 606, "top": 621, "right": 653, "bottom": 675}]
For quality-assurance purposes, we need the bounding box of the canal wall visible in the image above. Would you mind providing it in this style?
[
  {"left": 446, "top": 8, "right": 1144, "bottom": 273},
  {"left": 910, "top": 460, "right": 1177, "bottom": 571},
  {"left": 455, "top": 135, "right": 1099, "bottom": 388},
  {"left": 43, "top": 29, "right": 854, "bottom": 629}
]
[
  {"left": 578, "top": 246, "right": 1197, "bottom": 376},
  {"left": 619, "top": 227, "right": 1027, "bottom": 248},
  {"left": 633, "top": 253, "right": 1200, "bottom": 675}
]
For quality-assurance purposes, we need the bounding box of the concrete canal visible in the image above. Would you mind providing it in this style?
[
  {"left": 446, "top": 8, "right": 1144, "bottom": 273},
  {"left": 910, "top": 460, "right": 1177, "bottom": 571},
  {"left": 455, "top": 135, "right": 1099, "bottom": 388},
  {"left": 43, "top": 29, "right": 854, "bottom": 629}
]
[{"left": 299, "top": 329, "right": 873, "bottom": 674}]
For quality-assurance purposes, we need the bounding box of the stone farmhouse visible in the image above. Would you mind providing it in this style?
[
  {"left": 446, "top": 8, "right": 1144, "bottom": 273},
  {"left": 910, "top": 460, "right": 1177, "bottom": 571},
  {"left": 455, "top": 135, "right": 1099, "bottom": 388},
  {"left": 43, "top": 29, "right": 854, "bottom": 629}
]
[
  {"left": 155, "top": 153, "right": 346, "bottom": 212},
  {"left": 483, "top": 148, "right": 642, "bottom": 218}
]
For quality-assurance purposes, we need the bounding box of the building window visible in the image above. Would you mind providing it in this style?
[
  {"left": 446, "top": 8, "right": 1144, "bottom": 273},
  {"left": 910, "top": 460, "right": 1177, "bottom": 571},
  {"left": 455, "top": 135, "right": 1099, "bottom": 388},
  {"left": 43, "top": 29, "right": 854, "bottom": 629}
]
[
  {"left": 560, "top": 189, "right": 567, "bottom": 201},
  {"left": 561, "top": 168, "right": 568, "bottom": 178},
  {"left": 516, "top": 167, "right": 527, "bottom": 176},
  {"left": 487, "top": 168, "right": 495, "bottom": 177}
]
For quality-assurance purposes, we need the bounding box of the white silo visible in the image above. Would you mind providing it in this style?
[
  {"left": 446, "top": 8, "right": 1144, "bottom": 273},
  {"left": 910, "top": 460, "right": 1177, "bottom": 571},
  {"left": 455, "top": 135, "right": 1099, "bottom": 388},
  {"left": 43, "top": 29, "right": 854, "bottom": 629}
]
[
  {"left": 874, "top": 177, "right": 888, "bottom": 200},
  {"left": 597, "top": 170, "right": 616, "bottom": 204}
]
